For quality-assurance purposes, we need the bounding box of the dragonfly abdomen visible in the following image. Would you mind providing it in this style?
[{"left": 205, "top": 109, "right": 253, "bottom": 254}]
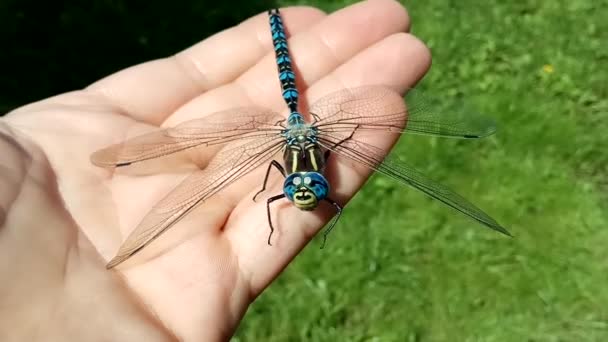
[{"left": 268, "top": 8, "right": 303, "bottom": 125}]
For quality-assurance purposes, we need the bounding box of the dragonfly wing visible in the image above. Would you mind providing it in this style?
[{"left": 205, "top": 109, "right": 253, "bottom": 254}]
[
  {"left": 106, "top": 134, "right": 285, "bottom": 268},
  {"left": 91, "top": 107, "right": 285, "bottom": 167},
  {"left": 310, "top": 86, "right": 497, "bottom": 139},
  {"left": 317, "top": 133, "right": 510, "bottom": 236}
]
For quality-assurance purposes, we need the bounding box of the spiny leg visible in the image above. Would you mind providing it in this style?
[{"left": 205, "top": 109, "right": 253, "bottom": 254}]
[
  {"left": 323, "top": 125, "right": 359, "bottom": 161},
  {"left": 311, "top": 113, "right": 322, "bottom": 123},
  {"left": 320, "top": 198, "right": 343, "bottom": 249},
  {"left": 266, "top": 194, "right": 286, "bottom": 245},
  {"left": 318, "top": 131, "right": 352, "bottom": 247},
  {"left": 253, "top": 160, "right": 286, "bottom": 202}
]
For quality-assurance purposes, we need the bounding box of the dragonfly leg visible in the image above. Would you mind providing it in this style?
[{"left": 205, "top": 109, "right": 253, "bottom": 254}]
[
  {"left": 323, "top": 126, "right": 359, "bottom": 161},
  {"left": 320, "top": 198, "right": 343, "bottom": 249},
  {"left": 266, "top": 194, "right": 286, "bottom": 246},
  {"left": 253, "top": 160, "right": 287, "bottom": 202},
  {"left": 311, "top": 113, "right": 322, "bottom": 123}
]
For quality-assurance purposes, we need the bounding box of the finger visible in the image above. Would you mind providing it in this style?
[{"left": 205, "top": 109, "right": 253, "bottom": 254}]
[
  {"left": 0, "top": 126, "right": 32, "bottom": 222},
  {"left": 234, "top": 32, "right": 431, "bottom": 290},
  {"left": 166, "top": 0, "right": 411, "bottom": 125},
  {"left": 87, "top": 7, "right": 326, "bottom": 125},
  {"left": 240, "top": 0, "right": 412, "bottom": 108},
  {"left": 299, "top": 33, "right": 430, "bottom": 240},
  {"left": 200, "top": 27, "right": 426, "bottom": 212},
  {"left": 308, "top": 32, "right": 431, "bottom": 198}
]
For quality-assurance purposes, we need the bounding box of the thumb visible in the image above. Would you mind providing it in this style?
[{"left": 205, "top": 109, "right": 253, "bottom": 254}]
[{"left": 0, "top": 123, "right": 77, "bottom": 275}]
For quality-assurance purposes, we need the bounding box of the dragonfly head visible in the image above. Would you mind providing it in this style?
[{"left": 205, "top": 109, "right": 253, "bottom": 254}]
[{"left": 283, "top": 172, "right": 329, "bottom": 210}]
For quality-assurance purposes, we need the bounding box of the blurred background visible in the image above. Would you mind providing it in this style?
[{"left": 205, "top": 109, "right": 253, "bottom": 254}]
[{"left": 3, "top": 0, "right": 607, "bottom": 340}]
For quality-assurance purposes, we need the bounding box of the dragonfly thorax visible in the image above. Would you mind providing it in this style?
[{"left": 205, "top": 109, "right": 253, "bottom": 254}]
[
  {"left": 283, "top": 171, "right": 329, "bottom": 210},
  {"left": 283, "top": 140, "right": 326, "bottom": 174},
  {"left": 283, "top": 114, "right": 315, "bottom": 141}
]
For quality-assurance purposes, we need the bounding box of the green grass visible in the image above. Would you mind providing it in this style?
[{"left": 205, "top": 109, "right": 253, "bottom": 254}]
[{"left": 233, "top": 0, "right": 608, "bottom": 341}]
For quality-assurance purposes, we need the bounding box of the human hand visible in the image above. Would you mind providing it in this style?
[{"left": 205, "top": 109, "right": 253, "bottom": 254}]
[{"left": 0, "top": 1, "right": 430, "bottom": 340}]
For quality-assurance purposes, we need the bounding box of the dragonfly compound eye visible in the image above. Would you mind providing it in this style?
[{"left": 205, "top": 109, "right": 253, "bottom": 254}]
[
  {"left": 306, "top": 173, "right": 329, "bottom": 201},
  {"left": 283, "top": 172, "right": 329, "bottom": 207}
]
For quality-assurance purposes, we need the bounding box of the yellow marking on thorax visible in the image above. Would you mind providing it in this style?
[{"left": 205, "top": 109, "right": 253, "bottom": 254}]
[
  {"left": 308, "top": 148, "right": 318, "bottom": 171},
  {"left": 291, "top": 150, "right": 298, "bottom": 171}
]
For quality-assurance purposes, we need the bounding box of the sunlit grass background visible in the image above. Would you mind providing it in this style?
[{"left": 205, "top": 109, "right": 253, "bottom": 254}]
[
  {"left": 3, "top": 0, "right": 607, "bottom": 340},
  {"left": 234, "top": 1, "right": 608, "bottom": 341}
]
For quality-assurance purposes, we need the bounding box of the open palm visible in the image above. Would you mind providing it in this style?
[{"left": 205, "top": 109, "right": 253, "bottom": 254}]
[{"left": 1, "top": 1, "right": 430, "bottom": 340}]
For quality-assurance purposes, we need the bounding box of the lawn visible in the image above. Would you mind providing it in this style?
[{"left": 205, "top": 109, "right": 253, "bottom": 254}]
[{"left": 233, "top": 0, "right": 608, "bottom": 341}]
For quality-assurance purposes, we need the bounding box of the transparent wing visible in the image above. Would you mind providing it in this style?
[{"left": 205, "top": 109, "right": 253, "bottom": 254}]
[
  {"left": 106, "top": 134, "right": 285, "bottom": 268},
  {"left": 91, "top": 107, "right": 285, "bottom": 167},
  {"left": 317, "top": 132, "right": 510, "bottom": 236},
  {"left": 310, "top": 86, "right": 497, "bottom": 139}
]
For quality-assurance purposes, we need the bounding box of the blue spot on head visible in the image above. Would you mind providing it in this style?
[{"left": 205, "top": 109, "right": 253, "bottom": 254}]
[
  {"left": 284, "top": 181, "right": 296, "bottom": 201},
  {"left": 307, "top": 173, "right": 329, "bottom": 200},
  {"left": 283, "top": 172, "right": 329, "bottom": 202}
]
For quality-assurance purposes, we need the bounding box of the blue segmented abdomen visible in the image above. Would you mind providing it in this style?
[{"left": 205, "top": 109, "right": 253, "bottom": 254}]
[{"left": 269, "top": 9, "right": 300, "bottom": 116}]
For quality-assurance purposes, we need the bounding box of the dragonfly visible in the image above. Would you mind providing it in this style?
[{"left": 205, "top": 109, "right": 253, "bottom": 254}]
[{"left": 92, "top": 8, "right": 510, "bottom": 269}]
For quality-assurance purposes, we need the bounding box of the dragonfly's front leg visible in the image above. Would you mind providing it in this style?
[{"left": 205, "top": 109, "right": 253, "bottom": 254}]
[
  {"left": 253, "top": 160, "right": 286, "bottom": 202},
  {"left": 318, "top": 131, "right": 352, "bottom": 247},
  {"left": 323, "top": 126, "right": 358, "bottom": 161},
  {"left": 266, "top": 194, "right": 286, "bottom": 245},
  {"left": 320, "top": 198, "right": 343, "bottom": 249},
  {"left": 253, "top": 160, "right": 288, "bottom": 246}
]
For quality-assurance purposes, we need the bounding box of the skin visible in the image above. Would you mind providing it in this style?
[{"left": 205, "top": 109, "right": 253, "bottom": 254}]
[{"left": 0, "top": 0, "right": 430, "bottom": 341}]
